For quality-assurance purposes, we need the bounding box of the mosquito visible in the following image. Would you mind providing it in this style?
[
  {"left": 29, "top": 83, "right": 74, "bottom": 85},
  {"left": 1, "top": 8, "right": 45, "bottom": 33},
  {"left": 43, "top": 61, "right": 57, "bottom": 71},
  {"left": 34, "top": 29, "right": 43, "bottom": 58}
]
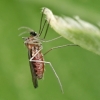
[{"left": 19, "top": 8, "right": 78, "bottom": 93}]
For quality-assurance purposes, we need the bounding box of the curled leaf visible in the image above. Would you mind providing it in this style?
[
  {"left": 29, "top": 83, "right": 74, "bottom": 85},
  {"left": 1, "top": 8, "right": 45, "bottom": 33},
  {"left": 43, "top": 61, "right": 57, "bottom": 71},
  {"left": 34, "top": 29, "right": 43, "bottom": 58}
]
[{"left": 42, "top": 7, "right": 100, "bottom": 55}]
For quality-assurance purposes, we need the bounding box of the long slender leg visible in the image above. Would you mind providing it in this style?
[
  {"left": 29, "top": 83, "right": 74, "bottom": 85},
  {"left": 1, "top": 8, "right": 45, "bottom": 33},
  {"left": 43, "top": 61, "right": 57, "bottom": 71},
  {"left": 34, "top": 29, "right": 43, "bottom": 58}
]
[
  {"left": 39, "top": 8, "right": 45, "bottom": 34},
  {"left": 28, "top": 44, "right": 65, "bottom": 93},
  {"left": 43, "top": 19, "right": 50, "bottom": 39},
  {"left": 44, "top": 44, "right": 79, "bottom": 55},
  {"left": 42, "top": 36, "right": 62, "bottom": 42},
  {"left": 39, "top": 20, "right": 47, "bottom": 35},
  {"left": 29, "top": 59, "right": 64, "bottom": 93},
  {"left": 30, "top": 47, "right": 43, "bottom": 61}
]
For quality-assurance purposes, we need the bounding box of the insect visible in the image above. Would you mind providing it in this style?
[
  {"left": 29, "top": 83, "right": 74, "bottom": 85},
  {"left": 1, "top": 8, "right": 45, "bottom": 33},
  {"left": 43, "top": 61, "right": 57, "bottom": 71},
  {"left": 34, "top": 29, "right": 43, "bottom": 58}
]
[{"left": 19, "top": 8, "right": 78, "bottom": 93}]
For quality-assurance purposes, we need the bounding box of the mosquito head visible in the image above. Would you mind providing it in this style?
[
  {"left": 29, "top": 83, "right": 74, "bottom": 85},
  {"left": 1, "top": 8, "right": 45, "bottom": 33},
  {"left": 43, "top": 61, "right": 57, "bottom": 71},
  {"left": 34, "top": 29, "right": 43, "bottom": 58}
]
[{"left": 30, "top": 31, "right": 37, "bottom": 37}]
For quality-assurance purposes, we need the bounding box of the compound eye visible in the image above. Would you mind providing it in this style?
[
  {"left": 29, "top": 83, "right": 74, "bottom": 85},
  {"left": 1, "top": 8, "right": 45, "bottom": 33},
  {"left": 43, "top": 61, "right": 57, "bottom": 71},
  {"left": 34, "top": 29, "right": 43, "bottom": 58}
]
[{"left": 30, "top": 31, "right": 37, "bottom": 36}]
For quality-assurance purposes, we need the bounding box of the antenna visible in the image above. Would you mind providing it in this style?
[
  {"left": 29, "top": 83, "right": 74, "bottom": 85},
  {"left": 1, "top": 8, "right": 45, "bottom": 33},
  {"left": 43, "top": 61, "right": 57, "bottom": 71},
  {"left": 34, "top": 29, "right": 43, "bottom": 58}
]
[{"left": 18, "top": 27, "right": 34, "bottom": 36}]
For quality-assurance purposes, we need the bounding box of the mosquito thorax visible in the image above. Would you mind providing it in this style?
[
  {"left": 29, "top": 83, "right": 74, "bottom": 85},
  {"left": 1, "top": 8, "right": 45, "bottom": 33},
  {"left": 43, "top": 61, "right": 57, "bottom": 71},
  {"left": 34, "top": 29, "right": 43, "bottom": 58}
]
[{"left": 30, "top": 31, "right": 37, "bottom": 36}]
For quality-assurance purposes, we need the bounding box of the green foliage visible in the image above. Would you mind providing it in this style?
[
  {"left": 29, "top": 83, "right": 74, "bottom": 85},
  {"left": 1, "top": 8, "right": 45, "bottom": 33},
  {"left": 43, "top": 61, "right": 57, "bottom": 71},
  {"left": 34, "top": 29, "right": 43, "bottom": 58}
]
[
  {"left": 43, "top": 8, "right": 100, "bottom": 55},
  {"left": 0, "top": 0, "right": 100, "bottom": 100}
]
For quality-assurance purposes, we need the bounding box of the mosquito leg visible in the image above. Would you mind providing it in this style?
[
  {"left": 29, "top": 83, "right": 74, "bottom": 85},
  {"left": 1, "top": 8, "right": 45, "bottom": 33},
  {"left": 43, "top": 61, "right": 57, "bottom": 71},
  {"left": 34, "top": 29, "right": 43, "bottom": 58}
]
[
  {"left": 29, "top": 59, "right": 64, "bottom": 93},
  {"left": 29, "top": 47, "right": 43, "bottom": 61},
  {"left": 39, "top": 20, "right": 47, "bottom": 35},
  {"left": 43, "top": 19, "right": 50, "bottom": 39},
  {"left": 44, "top": 44, "right": 79, "bottom": 55},
  {"left": 42, "top": 36, "right": 62, "bottom": 42},
  {"left": 39, "top": 8, "right": 46, "bottom": 34},
  {"left": 45, "top": 61, "right": 64, "bottom": 94}
]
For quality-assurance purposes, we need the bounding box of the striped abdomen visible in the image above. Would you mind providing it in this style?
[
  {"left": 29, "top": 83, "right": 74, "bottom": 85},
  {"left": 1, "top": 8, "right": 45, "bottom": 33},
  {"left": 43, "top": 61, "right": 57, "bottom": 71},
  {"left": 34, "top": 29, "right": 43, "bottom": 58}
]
[{"left": 32, "top": 47, "right": 44, "bottom": 79}]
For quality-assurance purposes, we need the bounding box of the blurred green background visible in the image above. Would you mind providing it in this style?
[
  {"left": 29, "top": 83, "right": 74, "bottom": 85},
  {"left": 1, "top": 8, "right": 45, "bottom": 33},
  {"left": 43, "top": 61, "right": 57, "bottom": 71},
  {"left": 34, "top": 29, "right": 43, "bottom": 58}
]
[{"left": 0, "top": 0, "right": 100, "bottom": 100}]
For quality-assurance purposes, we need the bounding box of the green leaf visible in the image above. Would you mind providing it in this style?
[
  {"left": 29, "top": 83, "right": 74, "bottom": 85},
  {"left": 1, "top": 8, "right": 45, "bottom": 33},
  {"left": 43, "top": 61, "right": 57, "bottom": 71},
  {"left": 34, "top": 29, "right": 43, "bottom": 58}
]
[{"left": 43, "top": 8, "right": 100, "bottom": 55}]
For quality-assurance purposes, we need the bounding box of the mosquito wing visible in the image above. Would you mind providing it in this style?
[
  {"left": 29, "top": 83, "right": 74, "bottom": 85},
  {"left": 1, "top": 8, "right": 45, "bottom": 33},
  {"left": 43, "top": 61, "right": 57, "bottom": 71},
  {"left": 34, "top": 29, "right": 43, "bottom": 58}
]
[{"left": 28, "top": 49, "right": 38, "bottom": 88}]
